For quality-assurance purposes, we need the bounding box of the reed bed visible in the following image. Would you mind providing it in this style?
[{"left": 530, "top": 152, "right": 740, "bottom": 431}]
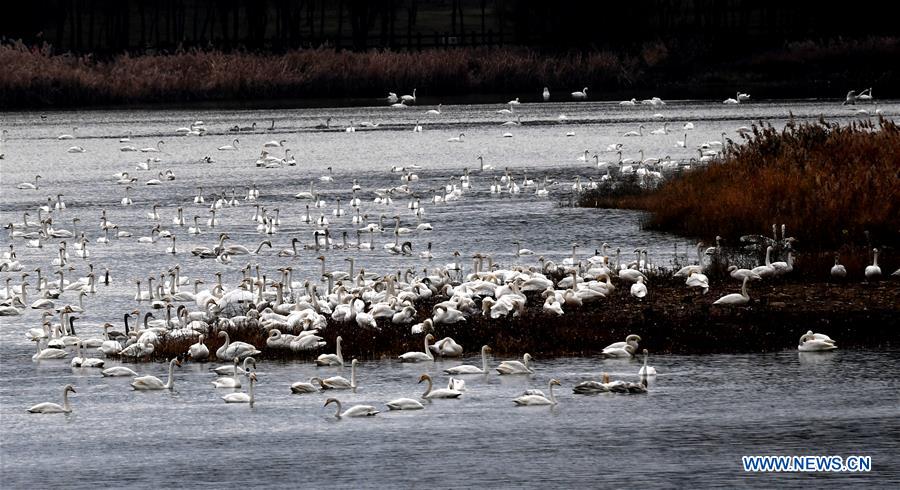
[
  {"left": 580, "top": 119, "right": 900, "bottom": 252},
  {"left": 2, "top": 36, "right": 898, "bottom": 108}
]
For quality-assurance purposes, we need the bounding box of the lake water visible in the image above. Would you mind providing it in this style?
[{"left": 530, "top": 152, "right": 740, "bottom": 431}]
[{"left": 1, "top": 99, "right": 898, "bottom": 487}]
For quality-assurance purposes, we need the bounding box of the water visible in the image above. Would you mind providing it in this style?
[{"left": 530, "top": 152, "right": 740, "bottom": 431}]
[{"left": 2, "top": 99, "right": 899, "bottom": 487}]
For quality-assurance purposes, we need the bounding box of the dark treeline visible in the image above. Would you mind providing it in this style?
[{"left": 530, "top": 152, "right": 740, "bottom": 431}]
[{"left": 1, "top": 0, "right": 895, "bottom": 54}]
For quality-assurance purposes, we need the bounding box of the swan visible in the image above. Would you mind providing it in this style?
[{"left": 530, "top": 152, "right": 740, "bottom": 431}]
[
  {"left": 650, "top": 122, "right": 669, "bottom": 135},
  {"left": 418, "top": 374, "right": 462, "bottom": 399},
  {"left": 71, "top": 341, "right": 104, "bottom": 368},
  {"left": 865, "top": 248, "right": 881, "bottom": 280},
  {"left": 798, "top": 331, "right": 837, "bottom": 352},
  {"left": 67, "top": 145, "right": 86, "bottom": 153},
  {"left": 413, "top": 120, "right": 423, "bottom": 132},
  {"left": 131, "top": 358, "right": 181, "bottom": 390},
  {"left": 32, "top": 339, "right": 67, "bottom": 360},
  {"left": 28, "top": 385, "right": 75, "bottom": 414},
  {"left": 212, "top": 358, "right": 244, "bottom": 388},
  {"left": 316, "top": 335, "right": 343, "bottom": 366},
  {"left": 386, "top": 397, "right": 425, "bottom": 410},
  {"left": 623, "top": 125, "right": 644, "bottom": 137},
  {"left": 16, "top": 175, "right": 41, "bottom": 190},
  {"left": 728, "top": 266, "right": 761, "bottom": 282},
  {"left": 426, "top": 104, "right": 442, "bottom": 115},
  {"left": 218, "top": 139, "right": 239, "bottom": 151},
  {"left": 513, "top": 379, "right": 560, "bottom": 406},
  {"left": 723, "top": 91, "right": 740, "bottom": 104},
  {"left": 325, "top": 397, "right": 379, "bottom": 418},
  {"left": 399, "top": 334, "right": 435, "bottom": 362},
  {"left": 638, "top": 349, "right": 657, "bottom": 375},
  {"left": 830, "top": 254, "right": 847, "bottom": 279},
  {"left": 685, "top": 270, "right": 709, "bottom": 294},
  {"left": 140, "top": 140, "right": 165, "bottom": 152},
  {"left": 401, "top": 88, "right": 417, "bottom": 103},
  {"left": 496, "top": 353, "right": 534, "bottom": 375},
  {"left": 573, "top": 373, "right": 646, "bottom": 394},
  {"left": 216, "top": 331, "right": 261, "bottom": 361},
  {"left": 189, "top": 334, "right": 209, "bottom": 361},
  {"left": 630, "top": 276, "right": 648, "bottom": 299},
  {"left": 430, "top": 336, "right": 463, "bottom": 357},
  {"left": 102, "top": 366, "right": 138, "bottom": 377},
  {"left": 212, "top": 357, "right": 256, "bottom": 376},
  {"left": 222, "top": 373, "right": 257, "bottom": 405},
  {"left": 477, "top": 155, "right": 493, "bottom": 171},
  {"left": 542, "top": 87, "right": 550, "bottom": 101},
  {"left": 750, "top": 246, "right": 777, "bottom": 278},
  {"left": 263, "top": 139, "right": 286, "bottom": 147},
  {"left": 291, "top": 377, "right": 322, "bottom": 394},
  {"left": 571, "top": 87, "right": 588, "bottom": 99},
  {"left": 321, "top": 359, "right": 358, "bottom": 390},
  {"left": 57, "top": 127, "right": 77, "bottom": 140},
  {"left": 447, "top": 133, "right": 465, "bottom": 143},
  {"left": 713, "top": 276, "right": 750, "bottom": 306}
]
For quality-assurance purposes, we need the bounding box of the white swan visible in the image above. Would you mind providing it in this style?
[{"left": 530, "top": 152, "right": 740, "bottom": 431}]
[
  {"left": 291, "top": 377, "right": 322, "bottom": 394},
  {"left": 189, "top": 334, "right": 209, "bottom": 360},
  {"left": 218, "top": 139, "right": 239, "bottom": 151},
  {"left": 865, "top": 248, "right": 881, "bottom": 280},
  {"left": 321, "top": 359, "right": 358, "bottom": 390},
  {"left": 426, "top": 104, "right": 442, "bottom": 115},
  {"left": 542, "top": 87, "right": 550, "bottom": 101},
  {"left": 638, "top": 349, "right": 657, "bottom": 375},
  {"left": 830, "top": 254, "right": 847, "bottom": 278},
  {"left": 325, "top": 397, "right": 379, "bottom": 418},
  {"left": 444, "top": 345, "right": 491, "bottom": 374},
  {"left": 212, "top": 358, "right": 244, "bottom": 388},
  {"left": 447, "top": 133, "right": 465, "bottom": 143},
  {"left": 102, "top": 366, "right": 138, "bottom": 377},
  {"left": 28, "top": 384, "right": 75, "bottom": 413},
  {"left": 399, "top": 334, "right": 434, "bottom": 362},
  {"left": 418, "top": 374, "right": 462, "bottom": 399},
  {"left": 713, "top": 276, "right": 750, "bottom": 306},
  {"left": 222, "top": 373, "right": 257, "bottom": 405},
  {"left": 216, "top": 331, "right": 261, "bottom": 361},
  {"left": 623, "top": 125, "right": 644, "bottom": 137},
  {"left": 630, "top": 276, "right": 648, "bottom": 299},
  {"left": 386, "top": 397, "right": 425, "bottom": 410},
  {"left": 513, "top": 379, "right": 560, "bottom": 406},
  {"left": 571, "top": 87, "right": 588, "bottom": 99},
  {"left": 430, "top": 336, "right": 463, "bottom": 357},
  {"left": 16, "top": 175, "right": 41, "bottom": 190},
  {"left": 798, "top": 331, "right": 837, "bottom": 352},
  {"left": 315, "top": 335, "right": 343, "bottom": 366},
  {"left": 496, "top": 353, "right": 534, "bottom": 375},
  {"left": 131, "top": 358, "right": 181, "bottom": 390}
]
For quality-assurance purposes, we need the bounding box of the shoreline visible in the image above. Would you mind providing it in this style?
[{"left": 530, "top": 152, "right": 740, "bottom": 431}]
[{"left": 135, "top": 278, "right": 899, "bottom": 363}]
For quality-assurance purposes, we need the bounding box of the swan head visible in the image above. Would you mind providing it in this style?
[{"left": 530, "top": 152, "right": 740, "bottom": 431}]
[
  {"left": 625, "top": 334, "right": 642, "bottom": 343},
  {"left": 417, "top": 374, "right": 432, "bottom": 384},
  {"left": 324, "top": 397, "right": 339, "bottom": 408},
  {"left": 64, "top": 384, "right": 76, "bottom": 395},
  {"left": 549, "top": 379, "right": 561, "bottom": 387},
  {"left": 523, "top": 353, "right": 533, "bottom": 362}
]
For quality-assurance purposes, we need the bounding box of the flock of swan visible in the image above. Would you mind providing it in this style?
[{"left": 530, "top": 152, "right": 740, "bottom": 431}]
[{"left": 3, "top": 92, "right": 894, "bottom": 419}]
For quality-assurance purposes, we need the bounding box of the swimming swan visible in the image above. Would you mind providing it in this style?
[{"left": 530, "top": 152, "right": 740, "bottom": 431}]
[
  {"left": 131, "top": 358, "right": 181, "bottom": 390},
  {"left": 444, "top": 345, "right": 491, "bottom": 374},
  {"left": 28, "top": 384, "right": 75, "bottom": 413},
  {"left": 513, "top": 379, "right": 560, "bottom": 406}
]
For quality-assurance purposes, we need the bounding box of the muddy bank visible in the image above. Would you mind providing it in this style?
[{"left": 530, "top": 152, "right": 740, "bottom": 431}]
[{"left": 141, "top": 278, "right": 900, "bottom": 363}]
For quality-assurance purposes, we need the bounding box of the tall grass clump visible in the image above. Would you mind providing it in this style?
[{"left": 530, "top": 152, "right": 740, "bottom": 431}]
[
  {"left": 582, "top": 118, "right": 900, "bottom": 250},
  {"left": 0, "top": 41, "right": 634, "bottom": 108}
]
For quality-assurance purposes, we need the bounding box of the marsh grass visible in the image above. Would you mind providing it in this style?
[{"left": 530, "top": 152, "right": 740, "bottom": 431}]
[{"left": 580, "top": 119, "right": 900, "bottom": 253}]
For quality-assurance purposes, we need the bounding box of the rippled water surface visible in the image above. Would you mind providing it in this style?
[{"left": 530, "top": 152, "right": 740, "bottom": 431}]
[{"left": 2, "top": 99, "right": 899, "bottom": 487}]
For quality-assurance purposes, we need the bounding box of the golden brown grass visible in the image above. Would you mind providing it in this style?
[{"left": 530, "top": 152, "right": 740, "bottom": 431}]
[{"left": 588, "top": 119, "right": 900, "bottom": 251}]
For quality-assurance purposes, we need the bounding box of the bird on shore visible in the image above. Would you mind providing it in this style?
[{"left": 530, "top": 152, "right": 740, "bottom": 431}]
[
  {"left": 713, "top": 276, "right": 750, "bottom": 306},
  {"left": 865, "top": 248, "right": 881, "bottom": 280},
  {"left": 798, "top": 331, "right": 837, "bottom": 351}
]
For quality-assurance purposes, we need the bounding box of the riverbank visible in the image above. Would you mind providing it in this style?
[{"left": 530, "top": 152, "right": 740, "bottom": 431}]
[
  {"left": 2, "top": 37, "right": 898, "bottom": 109},
  {"left": 138, "top": 277, "right": 899, "bottom": 363}
]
